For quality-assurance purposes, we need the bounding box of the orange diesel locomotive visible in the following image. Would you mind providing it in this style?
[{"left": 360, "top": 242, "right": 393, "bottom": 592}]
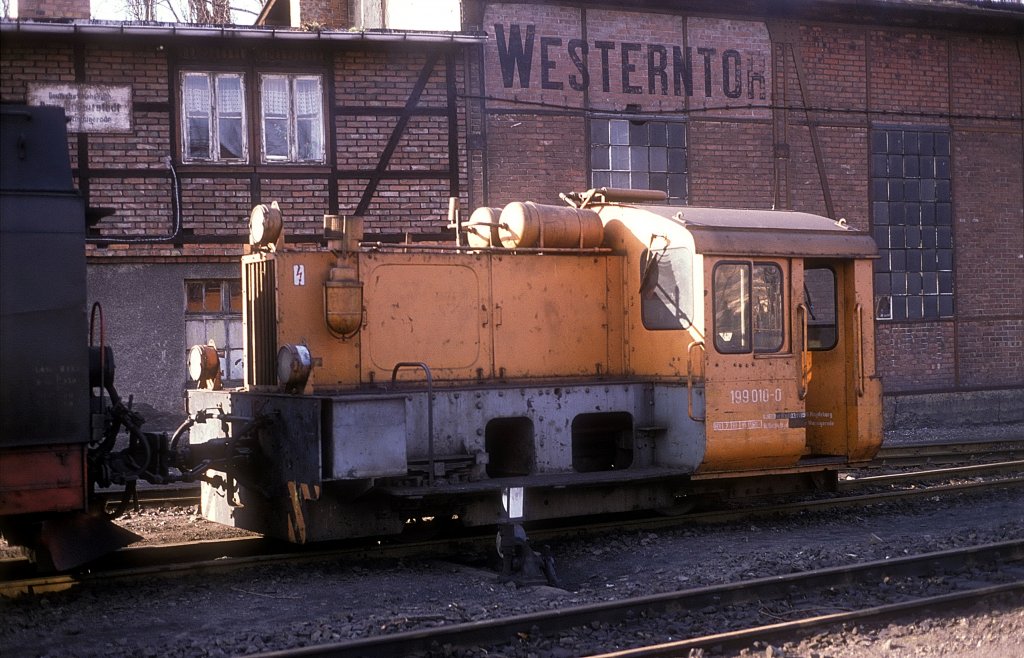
[{"left": 184, "top": 188, "right": 882, "bottom": 545}]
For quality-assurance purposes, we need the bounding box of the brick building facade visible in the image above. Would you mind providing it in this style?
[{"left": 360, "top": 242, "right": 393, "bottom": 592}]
[
  {"left": 465, "top": 0, "right": 1024, "bottom": 427},
  {"left": 1, "top": 0, "right": 1022, "bottom": 428},
  {"left": 1, "top": 6, "right": 481, "bottom": 425}
]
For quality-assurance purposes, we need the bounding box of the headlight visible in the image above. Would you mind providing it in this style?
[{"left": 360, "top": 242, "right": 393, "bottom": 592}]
[
  {"left": 187, "top": 344, "right": 221, "bottom": 389},
  {"left": 277, "top": 344, "right": 312, "bottom": 393},
  {"left": 249, "top": 201, "right": 283, "bottom": 248}
]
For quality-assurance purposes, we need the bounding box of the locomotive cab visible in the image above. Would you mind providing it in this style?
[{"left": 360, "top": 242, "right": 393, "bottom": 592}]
[{"left": 596, "top": 201, "right": 882, "bottom": 479}]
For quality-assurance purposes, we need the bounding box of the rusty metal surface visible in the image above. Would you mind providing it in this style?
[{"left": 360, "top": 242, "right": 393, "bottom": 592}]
[{"left": 0, "top": 445, "right": 86, "bottom": 516}]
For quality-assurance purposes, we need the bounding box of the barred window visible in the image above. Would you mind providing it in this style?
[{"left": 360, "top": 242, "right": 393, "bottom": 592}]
[
  {"left": 870, "top": 127, "right": 954, "bottom": 321},
  {"left": 185, "top": 280, "right": 244, "bottom": 382},
  {"left": 590, "top": 118, "right": 687, "bottom": 204},
  {"left": 181, "top": 72, "right": 247, "bottom": 163},
  {"left": 260, "top": 74, "right": 325, "bottom": 164}
]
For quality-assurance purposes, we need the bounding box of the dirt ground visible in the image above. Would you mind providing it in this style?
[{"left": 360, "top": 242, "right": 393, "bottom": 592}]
[{"left": 2, "top": 481, "right": 1021, "bottom": 657}]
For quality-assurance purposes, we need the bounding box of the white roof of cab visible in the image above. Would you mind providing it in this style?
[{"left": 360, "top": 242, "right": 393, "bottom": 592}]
[{"left": 600, "top": 204, "right": 878, "bottom": 259}]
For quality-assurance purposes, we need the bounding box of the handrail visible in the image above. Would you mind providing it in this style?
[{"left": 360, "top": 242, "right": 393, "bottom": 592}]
[
  {"left": 796, "top": 303, "right": 810, "bottom": 400},
  {"left": 687, "top": 341, "right": 706, "bottom": 422},
  {"left": 854, "top": 303, "right": 865, "bottom": 397},
  {"left": 391, "top": 362, "right": 435, "bottom": 485}
]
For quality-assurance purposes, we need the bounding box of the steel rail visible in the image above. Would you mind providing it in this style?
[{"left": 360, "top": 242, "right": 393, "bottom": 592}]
[
  {"left": 249, "top": 540, "right": 1024, "bottom": 658},
  {"left": 4, "top": 473, "right": 1021, "bottom": 599},
  {"left": 841, "top": 459, "right": 1024, "bottom": 487},
  {"left": 587, "top": 581, "right": 1023, "bottom": 658},
  {"left": 870, "top": 440, "right": 1024, "bottom": 467}
]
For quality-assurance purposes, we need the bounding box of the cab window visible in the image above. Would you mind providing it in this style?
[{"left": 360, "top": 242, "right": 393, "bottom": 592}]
[
  {"left": 640, "top": 247, "right": 693, "bottom": 330},
  {"left": 713, "top": 262, "right": 784, "bottom": 354},
  {"left": 804, "top": 267, "right": 838, "bottom": 350}
]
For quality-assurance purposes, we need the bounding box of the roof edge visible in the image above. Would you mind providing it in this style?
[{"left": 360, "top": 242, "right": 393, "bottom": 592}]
[{"left": 0, "top": 18, "right": 487, "bottom": 43}]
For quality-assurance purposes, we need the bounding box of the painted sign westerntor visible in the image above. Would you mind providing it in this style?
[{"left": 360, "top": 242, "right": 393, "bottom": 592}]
[
  {"left": 494, "top": 24, "right": 769, "bottom": 99},
  {"left": 483, "top": 6, "right": 772, "bottom": 116},
  {"left": 27, "top": 84, "right": 133, "bottom": 133}
]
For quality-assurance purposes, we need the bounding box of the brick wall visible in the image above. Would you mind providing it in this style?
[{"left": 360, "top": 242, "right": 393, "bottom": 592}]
[
  {"left": 474, "top": 0, "right": 1023, "bottom": 401},
  {"left": 958, "top": 320, "right": 1024, "bottom": 388},
  {"left": 1, "top": 35, "right": 470, "bottom": 254},
  {"left": 868, "top": 29, "right": 949, "bottom": 118},
  {"left": 876, "top": 323, "right": 957, "bottom": 391},
  {"left": 485, "top": 113, "right": 586, "bottom": 206},
  {"left": 17, "top": 0, "right": 88, "bottom": 19},
  {"left": 951, "top": 36, "right": 1020, "bottom": 125},
  {"left": 798, "top": 25, "right": 866, "bottom": 115},
  {"left": 299, "top": 0, "right": 349, "bottom": 28},
  {"left": 688, "top": 120, "right": 773, "bottom": 207},
  {"left": 954, "top": 131, "right": 1024, "bottom": 319}
]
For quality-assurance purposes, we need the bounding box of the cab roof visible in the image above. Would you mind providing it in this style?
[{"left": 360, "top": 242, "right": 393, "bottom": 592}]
[{"left": 605, "top": 204, "right": 879, "bottom": 259}]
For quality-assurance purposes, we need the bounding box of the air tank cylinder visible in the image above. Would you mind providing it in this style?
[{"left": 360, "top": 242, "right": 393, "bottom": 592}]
[
  {"left": 465, "top": 206, "right": 502, "bottom": 248},
  {"left": 497, "top": 201, "right": 604, "bottom": 249}
]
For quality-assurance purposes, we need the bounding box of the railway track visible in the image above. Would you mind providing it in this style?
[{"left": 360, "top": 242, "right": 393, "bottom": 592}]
[
  {"left": 105, "top": 439, "right": 1024, "bottom": 511},
  {"left": 250, "top": 540, "right": 1024, "bottom": 657},
  {"left": 3, "top": 463, "right": 1021, "bottom": 599},
  {"left": 868, "top": 439, "right": 1024, "bottom": 467}
]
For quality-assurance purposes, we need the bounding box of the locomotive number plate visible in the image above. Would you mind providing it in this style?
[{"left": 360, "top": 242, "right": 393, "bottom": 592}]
[{"left": 729, "top": 387, "right": 783, "bottom": 405}]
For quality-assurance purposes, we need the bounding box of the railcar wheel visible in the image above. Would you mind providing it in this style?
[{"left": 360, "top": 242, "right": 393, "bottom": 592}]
[{"left": 654, "top": 497, "right": 697, "bottom": 517}]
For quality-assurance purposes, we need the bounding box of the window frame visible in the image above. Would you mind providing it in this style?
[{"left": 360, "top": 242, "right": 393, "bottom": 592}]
[
  {"left": 640, "top": 246, "right": 694, "bottom": 331},
  {"left": 259, "top": 73, "right": 326, "bottom": 164},
  {"left": 712, "top": 260, "right": 785, "bottom": 355},
  {"left": 870, "top": 125, "right": 954, "bottom": 322},
  {"left": 589, "top": 116, "right": 688, "bottom": 204},
  {"left": 804, "top": 266, "right": 839, "bottom": 351},
  {"left": 180, "top": 71, "right": 249, "bottom": 164},
  {"left": 185, "top": 279, "right": 245, "bottom": 383}
]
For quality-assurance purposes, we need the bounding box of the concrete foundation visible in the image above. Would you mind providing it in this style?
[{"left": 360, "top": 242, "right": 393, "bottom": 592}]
[{"left": 884, "top": 388, "right": 1024, "bottom": 430}]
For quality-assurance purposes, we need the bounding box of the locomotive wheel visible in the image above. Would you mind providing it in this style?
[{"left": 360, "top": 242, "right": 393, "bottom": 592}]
[{"left": 654, "top": 498, "right": 698, "bottom": 517}]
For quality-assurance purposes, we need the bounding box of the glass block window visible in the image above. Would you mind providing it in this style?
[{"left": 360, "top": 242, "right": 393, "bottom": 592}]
[
  {"left": 590, "top": 118, "right": 687, "bottom": 204},
  {"left": 185, "top": 280, "right": 244, "bottom": 382},
  {"left": 260, "top": 74, "right": 325, "bottom": 164},
  {"left": 870, "top": 127, "right": 954, "bottom": 321}
]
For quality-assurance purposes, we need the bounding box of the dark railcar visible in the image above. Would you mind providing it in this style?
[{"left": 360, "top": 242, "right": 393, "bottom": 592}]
[{"left": 0, "top": 105, "right": 91, "bottom": 519}]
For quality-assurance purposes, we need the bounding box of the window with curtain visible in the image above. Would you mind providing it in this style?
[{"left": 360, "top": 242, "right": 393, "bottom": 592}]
[
  {"left": 260, "top": 74, "right": 325, "bottom": 163},
  {"left": 181, "top": 72, "right": 247, "bottom": 163}
]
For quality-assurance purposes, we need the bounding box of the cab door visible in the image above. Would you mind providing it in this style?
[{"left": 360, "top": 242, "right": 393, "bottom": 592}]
[
  {"left": 698, "top": 257, "right": 807, "bottom": 472},
  {"left": 800, "top": 258, "right": 882, "bottom": 460}
]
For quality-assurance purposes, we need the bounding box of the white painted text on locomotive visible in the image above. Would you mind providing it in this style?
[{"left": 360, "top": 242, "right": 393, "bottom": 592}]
[{"left": 729, "top": 387, "right": 783, "bottom": 405}]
